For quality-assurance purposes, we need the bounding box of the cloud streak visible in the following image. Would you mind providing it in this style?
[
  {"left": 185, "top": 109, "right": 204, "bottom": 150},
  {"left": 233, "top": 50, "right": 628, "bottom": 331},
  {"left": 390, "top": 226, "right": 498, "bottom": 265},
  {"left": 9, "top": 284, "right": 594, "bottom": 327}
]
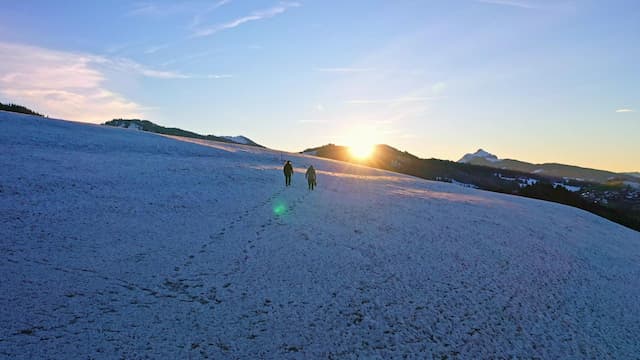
[
  {"left": 0, "top": 42, "right": 228, "bottom": 122},
  {"left": 206, "top": 74, "right": 233, "bottom": 79},
  {"left": 0, "top": 42, "right": 146, "bottom": 122},
  {"left": 192, "top": 2, "right": 300, "bottom": 38},
  {"left": 144, "top": 44, "right": 170, "bottom": 54},
  {"left": 125, "top": 2, "right": 191, "bottom": 17},
  {"left": 190, "top": 0, "right": 233, "bottom": 29},
  {"left": 103, "top": 57, "right": 192, "bottom": 79},
  {"left": 616, "top": 108, "right": 635, "bottom": 113}
]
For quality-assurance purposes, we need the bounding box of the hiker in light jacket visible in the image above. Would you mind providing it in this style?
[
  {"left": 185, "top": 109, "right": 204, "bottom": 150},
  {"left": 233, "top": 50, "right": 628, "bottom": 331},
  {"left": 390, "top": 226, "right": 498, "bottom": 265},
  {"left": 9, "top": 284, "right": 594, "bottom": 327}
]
[{"left": 305, "top": 165, "right": 317, "bottom": 190}]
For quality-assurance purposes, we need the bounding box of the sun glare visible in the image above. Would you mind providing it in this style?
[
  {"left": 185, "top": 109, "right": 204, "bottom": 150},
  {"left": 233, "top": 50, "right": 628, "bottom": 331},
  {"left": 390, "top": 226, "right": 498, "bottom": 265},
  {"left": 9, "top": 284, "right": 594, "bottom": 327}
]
[
  {"left": 349, "top": 143, "right": 375, "bottom": 159},
  {"left": 343, "top": 125, "right": 381, "bottom": 160}
]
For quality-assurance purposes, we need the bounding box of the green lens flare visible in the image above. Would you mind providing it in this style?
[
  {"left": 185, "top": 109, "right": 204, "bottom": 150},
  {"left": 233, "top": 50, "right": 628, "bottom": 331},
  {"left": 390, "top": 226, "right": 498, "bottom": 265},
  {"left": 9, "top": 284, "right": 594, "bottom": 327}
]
[{"left": 273, "top": 202, "right": 287, "bottom": 216}]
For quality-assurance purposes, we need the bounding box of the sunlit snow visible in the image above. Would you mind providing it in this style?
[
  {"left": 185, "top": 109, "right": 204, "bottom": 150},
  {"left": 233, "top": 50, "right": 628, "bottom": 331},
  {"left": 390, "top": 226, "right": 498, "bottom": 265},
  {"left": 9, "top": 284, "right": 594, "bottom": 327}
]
[{"left": 1, "top": 111, "right": 639, "bottom": 358}]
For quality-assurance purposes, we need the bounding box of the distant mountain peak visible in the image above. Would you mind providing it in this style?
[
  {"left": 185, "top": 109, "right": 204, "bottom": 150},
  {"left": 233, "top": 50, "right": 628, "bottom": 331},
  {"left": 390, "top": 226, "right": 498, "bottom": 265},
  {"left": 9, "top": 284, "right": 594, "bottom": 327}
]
[{"left": 458, "top": 149, "right": 499, "bottom": 163}]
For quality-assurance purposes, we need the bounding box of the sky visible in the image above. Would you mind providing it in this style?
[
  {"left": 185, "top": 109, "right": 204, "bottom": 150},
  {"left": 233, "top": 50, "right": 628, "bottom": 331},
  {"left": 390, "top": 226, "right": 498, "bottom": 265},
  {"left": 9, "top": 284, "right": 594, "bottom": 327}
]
[{"left": 0, "top": 0, "right": 638, "bottom": 172}]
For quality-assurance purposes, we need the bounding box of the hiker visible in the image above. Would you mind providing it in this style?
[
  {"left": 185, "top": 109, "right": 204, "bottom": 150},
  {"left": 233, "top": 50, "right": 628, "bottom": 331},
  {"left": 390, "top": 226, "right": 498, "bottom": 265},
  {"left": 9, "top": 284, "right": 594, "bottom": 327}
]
[
  {"left": 305, "top": 165, "right": 317, "bottom": 190},
  {"left": 283, "top": 160, "right": 293, "bottom": 186}
]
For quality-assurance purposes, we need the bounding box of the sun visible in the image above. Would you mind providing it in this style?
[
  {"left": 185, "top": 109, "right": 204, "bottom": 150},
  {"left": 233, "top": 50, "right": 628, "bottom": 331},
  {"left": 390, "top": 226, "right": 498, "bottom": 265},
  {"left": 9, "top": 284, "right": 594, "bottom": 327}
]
[
  {"left": 349, "top": 142, "right": 375, "bottom": 160},
  {"left": 344, "top": 125, "right": 380, "bottom": 160}
]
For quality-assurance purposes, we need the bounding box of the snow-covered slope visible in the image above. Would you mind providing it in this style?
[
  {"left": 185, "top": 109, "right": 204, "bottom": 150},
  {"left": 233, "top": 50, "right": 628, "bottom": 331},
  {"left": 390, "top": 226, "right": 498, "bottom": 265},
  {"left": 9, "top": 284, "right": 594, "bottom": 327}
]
[
  {"left": 458, "top": 148, "right": 499, "bottom": 163},
  {"left": 1, "top": 112, "right": 639, "bottom": 359},
  {"left": 222, "top": 135, "right": 253, "bottom": 145}
]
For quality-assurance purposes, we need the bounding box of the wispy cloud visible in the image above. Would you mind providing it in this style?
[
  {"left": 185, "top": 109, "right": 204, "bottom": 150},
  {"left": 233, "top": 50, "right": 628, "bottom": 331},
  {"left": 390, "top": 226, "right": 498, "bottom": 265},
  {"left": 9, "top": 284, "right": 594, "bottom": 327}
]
[
  {"left": 0, "top": 42, "right": 144, "bottom": 122},
  {"left": 315, "top": 67, "right": 374, "bottom": 73},
  {"left": 192, "top": 2, "right": 300, "bottom": 38},
  {"left": 206, "top": 74, "right": 233, "bottom": 79},
  {"left": 158, "top": 49, "right": 221, "bottom": 67},
  {"left": 190, "top": 0, "right": 233, "bottom": 29},
  {"left": 97, "top": 57, "right": 192, "bottom": 79},
  {"left": 476, "top": 0, "right": 536, "bottom": 9},
  {"left": 125, "top": 2, "right": 157, "bottom": 16},
  {"left": 93, "top": 56, "right": 228, "bottom": 80},
  {"left": 213, "top": 0, "right": 233, "bottom": 9},
  {"left": 0, "top": 42, "right": 227, "bottom": 122},
  {"left": 125, "top": 2, "right": 190, "bottom": 17},
  {"left": 105, "top": 43, "right": 130, "bottom": 54},
  {"left": 616, "top": 108, "right": 635, "bottom": 113},
  {"left": 144, "top": 44, "right": 170, "bottom": 54},
  {"left": 345, "top": 96, "right": 442, "bottom": 105}
]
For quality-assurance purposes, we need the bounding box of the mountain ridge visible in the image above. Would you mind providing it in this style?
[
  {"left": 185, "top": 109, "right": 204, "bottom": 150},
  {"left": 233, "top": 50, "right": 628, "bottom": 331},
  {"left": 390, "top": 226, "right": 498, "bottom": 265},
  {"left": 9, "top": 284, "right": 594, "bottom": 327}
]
[
  {"left": 104, "top": 118, "right": 264, "bottom": 148},
  {"left": 458, "top": 149, "right": 499, "bottom": 163},
  {"left": 0, "top": 102, "right": 44, "bottom": 117},
  {"left": 302, "top": 143, "right": 640, "bottom": 231},
  {"left": 457, "top": 148, "right": 638, "bottom": 184}
]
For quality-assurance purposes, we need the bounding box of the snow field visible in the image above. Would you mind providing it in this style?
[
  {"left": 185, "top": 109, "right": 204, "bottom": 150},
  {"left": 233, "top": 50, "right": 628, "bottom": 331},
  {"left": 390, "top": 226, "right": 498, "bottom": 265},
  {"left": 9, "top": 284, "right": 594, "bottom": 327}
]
[{"left": 1, "top": 111, "right": 639, "bottom": 358}]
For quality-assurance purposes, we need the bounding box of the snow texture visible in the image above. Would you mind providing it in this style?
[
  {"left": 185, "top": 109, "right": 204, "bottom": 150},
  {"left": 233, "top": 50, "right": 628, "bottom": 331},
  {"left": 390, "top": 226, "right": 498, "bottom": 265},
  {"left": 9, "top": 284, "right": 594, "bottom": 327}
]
[
  {"left": 115, "top": 122, "right": 142, "bottom": 130},
  {"left": 222, "top": 136, "right": 252, "bottom": 145},
  {"left": 458, "top": 149, "right": 499, "bottom": 163},
  {"left": 450, "top": 179, "right": 479, "bottom": 189},
  {"left": 1, "top": 111, "right": 640, "bottom": 359},
  {"left": 624, "top": 181, "right": 640, "bottom": 190},
  {"left": 554, "top": 183, "right": 582, "bottom": 192}
]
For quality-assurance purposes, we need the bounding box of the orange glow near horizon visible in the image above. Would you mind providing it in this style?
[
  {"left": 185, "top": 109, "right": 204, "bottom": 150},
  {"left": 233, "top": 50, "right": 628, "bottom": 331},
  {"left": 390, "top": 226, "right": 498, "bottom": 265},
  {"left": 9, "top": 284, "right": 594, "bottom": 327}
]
[
  {"left": 344, "top": 125, "right": 381, "bottom": 160},
  {"left": 349, "top": 143, "right": 376, "bottom": 159}
]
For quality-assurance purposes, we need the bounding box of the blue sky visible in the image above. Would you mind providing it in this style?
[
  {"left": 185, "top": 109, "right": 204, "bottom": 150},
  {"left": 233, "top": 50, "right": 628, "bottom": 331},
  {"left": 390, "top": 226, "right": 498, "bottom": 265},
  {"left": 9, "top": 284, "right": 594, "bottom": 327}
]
[{"left": 0, "top": 0, "right": 638, "bottom": 172}]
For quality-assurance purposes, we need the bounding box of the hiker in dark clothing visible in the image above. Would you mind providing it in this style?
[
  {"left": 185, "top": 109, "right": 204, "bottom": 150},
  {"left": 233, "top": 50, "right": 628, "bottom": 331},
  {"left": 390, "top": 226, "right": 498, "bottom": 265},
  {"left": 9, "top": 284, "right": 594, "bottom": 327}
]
[
  {"left": 305, "top": 165, "right": 317, "bottom": 190},
  {"left": 283, "top": 160, "right": 293, "bottom": 186}
]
